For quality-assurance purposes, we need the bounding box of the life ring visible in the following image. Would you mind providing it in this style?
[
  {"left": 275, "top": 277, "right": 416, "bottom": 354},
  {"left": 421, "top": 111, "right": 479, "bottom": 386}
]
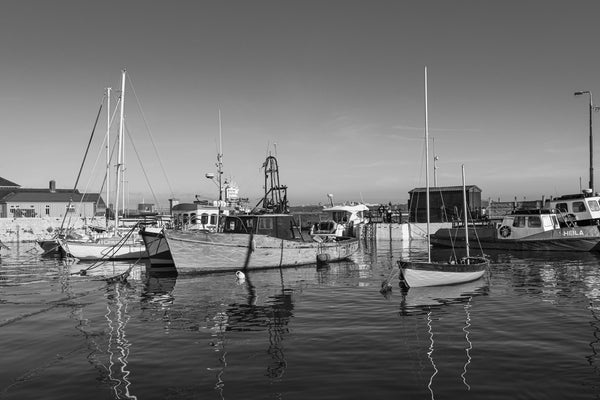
[{"left": 499, "top": 225, "right": 511, "bottom": 238}]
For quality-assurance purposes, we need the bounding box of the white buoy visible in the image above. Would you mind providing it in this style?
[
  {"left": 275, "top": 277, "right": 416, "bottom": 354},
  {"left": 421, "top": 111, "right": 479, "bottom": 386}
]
[{"left": 235, "top": 270, "right": 245, "bottom": 280}]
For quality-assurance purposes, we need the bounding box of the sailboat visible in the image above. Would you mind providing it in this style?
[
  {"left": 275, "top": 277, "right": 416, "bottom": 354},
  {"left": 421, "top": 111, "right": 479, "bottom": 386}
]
[
  {"left": 397, "top": 67, "right": 488, "bottom": 288},
  {"left": 60, "top": 69, "right": 148, "bottom": 262}
]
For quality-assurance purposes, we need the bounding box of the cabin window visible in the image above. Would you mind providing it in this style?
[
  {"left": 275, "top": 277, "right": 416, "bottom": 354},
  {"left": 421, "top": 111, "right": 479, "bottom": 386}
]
[
  {"left": 528, "top": 216, "right": 541, "bottom": 228},
  {"left": 200, "top": 213, "right": 209, "bottom": 225},
  {"left": 588, "top": 200, "right": 600, "bottom": 212},
  {"left": 258, "top": 217, "right": 273, "bottom": 230},
  {"left": 190, "top": 213, "right": 197, "bottom": 224},
  {"left": 551, "top": 215, "right": 560, "bottom": 228},
  {"left": 45, "top": 205, "right": 50, "bottom": 216},
  {"left": 573, "top": 201, "right": 586, "bottom": 213},
  {"left": 555, "top": 203, "right": 568, "bottom": 213},
  {"left": 512, "top": 216, "right": 526, "bottom": 227},
  {"left": 210, "top": 214, "right": 217, "bottom": 225}
]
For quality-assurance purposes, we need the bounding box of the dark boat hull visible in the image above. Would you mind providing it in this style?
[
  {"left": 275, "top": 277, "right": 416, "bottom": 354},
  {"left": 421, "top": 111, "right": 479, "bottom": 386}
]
[{"left": 431, "top": 226, "right": 600, "bottom": 252}]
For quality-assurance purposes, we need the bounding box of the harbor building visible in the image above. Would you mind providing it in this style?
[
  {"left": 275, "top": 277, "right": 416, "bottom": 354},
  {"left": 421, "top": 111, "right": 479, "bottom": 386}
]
[
  {"left": 0, "top": 178, "right": 105, "bottom": 219},
  {"left": 408, "top": 185, "right": 483, "bottom": 223}
]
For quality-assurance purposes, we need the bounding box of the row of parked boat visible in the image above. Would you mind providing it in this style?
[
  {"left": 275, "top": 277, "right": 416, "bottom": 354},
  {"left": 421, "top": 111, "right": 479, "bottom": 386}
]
[{"left": 39, "top": 155, "right": 366, "bottom": 279}]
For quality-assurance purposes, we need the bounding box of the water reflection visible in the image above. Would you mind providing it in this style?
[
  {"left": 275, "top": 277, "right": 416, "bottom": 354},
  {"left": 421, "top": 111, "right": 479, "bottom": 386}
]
[
  {"left": 104, "top": 282, "right": 137, "bottom": 399},
  {"left": 399, "top": 281, "right": 488, "bottom": 400},
  {"left": 226, "top": 270, "right": 293, "bottom": 380}
]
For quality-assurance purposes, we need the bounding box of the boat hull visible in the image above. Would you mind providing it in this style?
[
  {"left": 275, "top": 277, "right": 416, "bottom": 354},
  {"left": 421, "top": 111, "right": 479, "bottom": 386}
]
[
  {"left": 431, "top": 226, "right": 600, "bottom": 252},
  {"left": 140, "top": 226, "right": 174, "bottom": 266},
  {"left": 61, "top": 239, "right": 148, "bottom": 260},
  {"left": 164, "top": 229, "right": 359, "bottom": 273},
  {"left": 37, "top": 239, "right": 67, "bottom": 256},
  {"left": 398, "top": 258, "right": 488, "bottom": 288}
]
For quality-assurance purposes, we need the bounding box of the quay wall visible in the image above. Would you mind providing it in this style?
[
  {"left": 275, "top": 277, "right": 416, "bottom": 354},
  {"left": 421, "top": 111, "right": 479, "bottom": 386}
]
[
  {"left": 0, "top": 217, "right": 87, "bottom": 243},
  {"left": 373, "top": 222, "right": 452, "bottom": 241}
]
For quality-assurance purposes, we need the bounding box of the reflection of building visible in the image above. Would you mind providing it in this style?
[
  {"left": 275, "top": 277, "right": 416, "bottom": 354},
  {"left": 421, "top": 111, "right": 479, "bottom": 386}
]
[
  {"left": 408, "top": 185, "right": 482, "bottom": 223},
  {"left": 0, "top": 178, "right": 105, "bottom": 219}
]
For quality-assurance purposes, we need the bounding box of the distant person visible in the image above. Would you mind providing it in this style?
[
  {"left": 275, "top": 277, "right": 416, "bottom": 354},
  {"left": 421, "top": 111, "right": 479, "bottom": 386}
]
[{"left": 386, "top": 202, "right": 393, "bottom": 223}]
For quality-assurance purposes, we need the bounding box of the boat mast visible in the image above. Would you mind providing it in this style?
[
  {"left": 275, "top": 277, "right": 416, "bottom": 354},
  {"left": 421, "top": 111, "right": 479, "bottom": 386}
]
[
  {"left": 424, "top": 66, "right": 431, "bottom": 262},
  {"left": 115, "top": 68, "right": 126, "bottom": 230},
  {"left": 217, "top": 109, "right": 223, "bottom": 228},
  {"left": 462, "top": 164, "right": 470, "bottom": 260},
  {"left": 105, "top": 87, "right": 111, "bottom": 229}
]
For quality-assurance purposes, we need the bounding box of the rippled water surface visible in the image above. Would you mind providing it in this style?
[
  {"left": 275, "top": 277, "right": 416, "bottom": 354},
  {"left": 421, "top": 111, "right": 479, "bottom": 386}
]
[{"left": 1, "top": 241, "right": 600, "bottom": 399}]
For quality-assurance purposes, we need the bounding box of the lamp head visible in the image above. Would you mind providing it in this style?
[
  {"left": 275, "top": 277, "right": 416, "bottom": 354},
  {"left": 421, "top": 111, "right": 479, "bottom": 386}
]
[
  {"left": 205, "top": 173, "right": 215, "bottom": 179},
  {"left": 575, "top": 91, "right": 590, "bottom": 96}
]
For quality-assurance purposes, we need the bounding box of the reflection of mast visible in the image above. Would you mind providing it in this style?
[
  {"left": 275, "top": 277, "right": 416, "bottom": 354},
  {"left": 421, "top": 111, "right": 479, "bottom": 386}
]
[
  {"left": 105, "top": 282, "right": 136, "bottom": 399},
  {"left": 461, "top": 297, "right": 473, "bottom": 391},
  {"left": 426, "top": 309, "right": 438, "bottom": 400},
  {"left": 587, "top": 303, "right": 600, "bottom": 374}
]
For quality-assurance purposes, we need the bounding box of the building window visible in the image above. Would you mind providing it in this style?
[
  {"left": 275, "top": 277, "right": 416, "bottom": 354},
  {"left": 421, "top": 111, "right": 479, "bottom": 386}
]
[
  {"left": 66, "top": 205, "right": 76, "bottom": 213},
  {"left": 46, "top": 205, "right": 50, "bottom": 215}
]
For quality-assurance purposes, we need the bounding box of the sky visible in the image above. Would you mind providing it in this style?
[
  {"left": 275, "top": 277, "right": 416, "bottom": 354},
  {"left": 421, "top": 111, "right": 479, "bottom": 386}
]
[{"left": 2, "top": 1, "right": 600, "bottom": 208}]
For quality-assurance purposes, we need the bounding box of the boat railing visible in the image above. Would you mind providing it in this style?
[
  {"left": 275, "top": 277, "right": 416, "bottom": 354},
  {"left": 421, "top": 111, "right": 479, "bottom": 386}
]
[{"left": 450, "top": 219, "right": 495, "bottom": 229}]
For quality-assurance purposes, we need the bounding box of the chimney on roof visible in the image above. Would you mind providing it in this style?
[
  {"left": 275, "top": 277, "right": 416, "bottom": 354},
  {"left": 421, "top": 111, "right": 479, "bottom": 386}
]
[{"left": 49, "top": 180, "right": 56, "bottom": 193}]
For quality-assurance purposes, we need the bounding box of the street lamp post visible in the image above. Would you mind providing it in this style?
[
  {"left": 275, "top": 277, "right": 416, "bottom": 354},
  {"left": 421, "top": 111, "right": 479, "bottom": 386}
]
[{"left": 575, "top": 90, "right": 595, "bottom": 192}]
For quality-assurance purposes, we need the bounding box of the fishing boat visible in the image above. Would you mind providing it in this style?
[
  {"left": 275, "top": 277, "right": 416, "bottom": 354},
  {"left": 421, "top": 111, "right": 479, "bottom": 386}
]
[
  {"left": 143, "top": 155, "right": 359, "bottom": 273},
  {"left": 545, "top": 190, "right": 600, "bottom": 226},
  {"left": 397, "top": 67, "right": 488, "bottom": 288},
  {"left": 431, "top": 208, "right": 600, "bottom": 252},
  {"left": 310, "top": 203, "right": 370, "bottom": 240}
]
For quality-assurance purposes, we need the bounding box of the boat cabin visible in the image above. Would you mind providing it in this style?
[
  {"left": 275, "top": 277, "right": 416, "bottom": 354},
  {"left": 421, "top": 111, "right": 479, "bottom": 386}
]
[
  {"left": 546, "top": 191, "right": 600, "bottom": 226},
  {"left": 497, "top": 209, "right": 561, "bottom": 240},
  {"left": 223, "top": 214, "right": 302, "bottom": 240},
  {"left": 312, "top": 204, "right": 369, "bottom": 238},
  {"left": 171, "top": 202, "right": 229, "bottom": 232}
]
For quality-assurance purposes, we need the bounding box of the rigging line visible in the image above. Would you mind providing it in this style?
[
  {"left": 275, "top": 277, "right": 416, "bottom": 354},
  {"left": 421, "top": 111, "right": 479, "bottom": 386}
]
[
  {"left": 126, "top": 72, "right": 175, "bottom": 198},
  {"left": 79, "top": 128, "right": 109, "bottom": 215},
  {"left": 124, "top": 122, "right": 161, "bottom": 209},
  {"left": 59, "top": 98, "right": 105, "bottom": 232}
]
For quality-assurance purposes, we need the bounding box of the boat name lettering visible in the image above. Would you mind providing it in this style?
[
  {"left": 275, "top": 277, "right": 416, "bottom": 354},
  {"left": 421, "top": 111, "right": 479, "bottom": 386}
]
[{"left": 562, "top": 229, "right": 584, "bottom": 237}]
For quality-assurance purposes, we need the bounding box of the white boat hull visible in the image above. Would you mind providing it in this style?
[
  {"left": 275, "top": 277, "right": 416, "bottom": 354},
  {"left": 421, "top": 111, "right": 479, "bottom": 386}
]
[
  {"left": 164, "top": 229, "right": 359, "bottom": 273},
  {"left": 399, "top": 258, "right": 488, "bottom": 288},
  {"left": 61, "top": 239, "right": 148, "bottom": 260}
]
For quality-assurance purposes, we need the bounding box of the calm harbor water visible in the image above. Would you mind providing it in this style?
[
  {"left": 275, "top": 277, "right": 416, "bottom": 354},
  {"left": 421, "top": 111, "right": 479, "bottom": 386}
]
[{"left": 1, "top": 240, "right": 600, "bottom": 399}]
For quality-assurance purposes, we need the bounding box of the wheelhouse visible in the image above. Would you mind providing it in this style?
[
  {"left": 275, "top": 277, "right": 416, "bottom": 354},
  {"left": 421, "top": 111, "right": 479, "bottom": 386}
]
[
  {"left": 498, "top": 209, "right": 560, "bottom": 239},
  {"left": 223, "top": 214, "right": 302, "bottom": 240},
  {"left": 546, "top": 192, "right": 600, "bottom": 225}
]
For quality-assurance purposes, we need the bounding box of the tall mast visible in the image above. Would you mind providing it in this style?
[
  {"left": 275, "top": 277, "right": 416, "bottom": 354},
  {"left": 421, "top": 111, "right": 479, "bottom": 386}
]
[
  {"left": 216, "top": 109, "right": 223, "bottom": 229},
  {"left": 115, "top": 68, "right": 126, "bottom": 229},
  {"left": 424, "top": 66, "right": 431, "bottom": 262},
  {"left": 462, "top": 164, "right": 470, "bottom": 259},
  {"left": 105, "top": 87, "right": 111, "bottom": 228}
]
